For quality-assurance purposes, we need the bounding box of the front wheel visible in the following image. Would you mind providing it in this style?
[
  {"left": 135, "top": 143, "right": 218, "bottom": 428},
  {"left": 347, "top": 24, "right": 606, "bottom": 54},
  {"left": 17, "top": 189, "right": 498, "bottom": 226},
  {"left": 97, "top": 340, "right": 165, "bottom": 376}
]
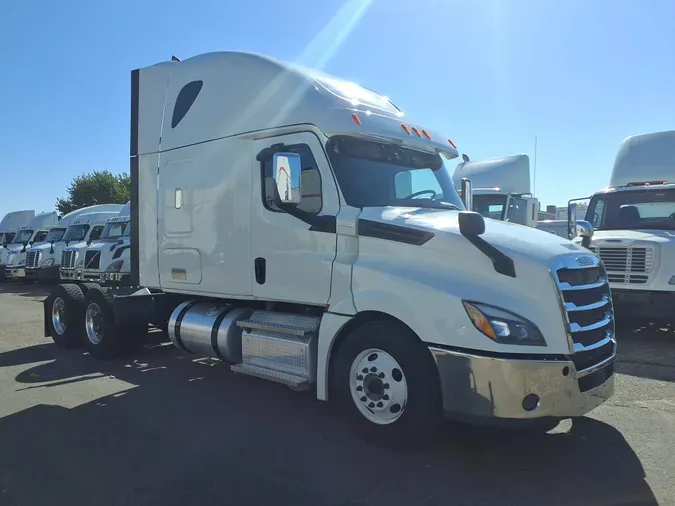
[
  {"left": 332, "top": 321, "right": 442, "bottom": 448},
  {"left": 47, "top": 283, "right": 85, "bottom": 348}
]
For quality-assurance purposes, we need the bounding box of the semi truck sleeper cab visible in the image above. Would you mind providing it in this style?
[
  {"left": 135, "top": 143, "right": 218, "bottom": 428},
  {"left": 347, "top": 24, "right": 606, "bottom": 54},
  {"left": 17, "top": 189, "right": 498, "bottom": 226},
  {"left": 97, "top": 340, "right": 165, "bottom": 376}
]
[{"left": 43, "top": 51, "right": 615, "bottom": 446}]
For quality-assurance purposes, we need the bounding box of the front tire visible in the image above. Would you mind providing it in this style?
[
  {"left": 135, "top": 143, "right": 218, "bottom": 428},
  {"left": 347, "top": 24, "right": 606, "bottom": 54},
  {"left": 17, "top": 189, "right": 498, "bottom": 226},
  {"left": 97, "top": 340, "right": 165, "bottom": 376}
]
[
  {"left": 332, "top": 320, "right": 442, "bottom": 448},
  {"left": 83, "top": 286, "right": 129, "bottom": 360},
  {"left": 47, "top": 283, "right": 85, "bottom": 348}
]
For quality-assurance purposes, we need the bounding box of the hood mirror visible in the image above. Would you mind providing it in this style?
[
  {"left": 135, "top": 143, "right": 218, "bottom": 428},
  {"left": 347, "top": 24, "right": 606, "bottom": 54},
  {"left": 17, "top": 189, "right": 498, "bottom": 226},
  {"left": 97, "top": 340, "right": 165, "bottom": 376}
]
[
  {"left": 576, "top": 220, "right": 594, "bottom": 249},
  {"left": 458, "top": 211, "right": 485, "bottom": 237}
]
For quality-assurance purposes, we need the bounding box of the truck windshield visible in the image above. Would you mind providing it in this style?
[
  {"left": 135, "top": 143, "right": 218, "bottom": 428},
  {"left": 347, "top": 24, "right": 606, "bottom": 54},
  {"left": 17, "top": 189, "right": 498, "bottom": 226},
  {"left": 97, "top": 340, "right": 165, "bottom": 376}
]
[
  {"left": 45, "top": 227, "right": 66, "bottom": 242},
  {"left": 587, "top": 188, "right": 675, "bottom": 231},
  {"left": 2, "top": 232, "right": 15, "bottom": 244},
  {"left": 100, "top": 220, "right": 128, "bottom": 240},
  {"left": 11, "top": 230, "right": 33, "bottom": 244},
  {"left": 123, "top": 223, "right": 131, "bottom": 237},
  {"left": 473, "top": 194, "right": 507, "bottom": 220},
  {"left": 325, "top": 136, "right": 463, "bottom": 210},
  {"left": 63, "top": 224, "right": 90, "bottom": 242},
  {"left": 33, "top": 231, "right": 48, "bottom": 243}
]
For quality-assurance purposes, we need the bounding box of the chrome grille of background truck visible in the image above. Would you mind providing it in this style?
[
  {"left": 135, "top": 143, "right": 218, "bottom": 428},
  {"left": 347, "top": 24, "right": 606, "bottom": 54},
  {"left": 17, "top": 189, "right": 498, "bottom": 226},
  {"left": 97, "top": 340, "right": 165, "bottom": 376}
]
[
  {"left": 550, "top": 256, "right": 616, "bottom": 390},
  {"left": 61, "top": 250, "right": 76, "bottom": 269},
  {"left": 589, "top": 246, "right": 654, "bottom": 284},
  {"left": 26, "top": 250, "right": 41, "bottom": 269}
]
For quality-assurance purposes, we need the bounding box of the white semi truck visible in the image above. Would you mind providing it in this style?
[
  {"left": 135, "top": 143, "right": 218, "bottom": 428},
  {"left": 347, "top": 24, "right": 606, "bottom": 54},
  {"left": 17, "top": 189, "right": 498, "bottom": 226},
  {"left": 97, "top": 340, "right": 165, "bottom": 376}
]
[
  {"left": 60, "top": 203, "right": 129, "bottom": 282},
  {"left": 43, "top": 51, "right": 614, "bottom": 445},
  {"left": 99, "top": 209, "right": 132, "bottom": 284},
  {"left": 0, "top": 210, "right": 36, "bottom": 245},
  {"left": 0, "top": 212, "right": 59, "bottom": 281},
  {"left": 25, "top": 204, "right": 123, "bottom": 282},
  {"left": 569, "top": 130, "right": 675, "bottom": 324},
  {"left": 452, "top": 154, "right": 539, "bottom": 227}
]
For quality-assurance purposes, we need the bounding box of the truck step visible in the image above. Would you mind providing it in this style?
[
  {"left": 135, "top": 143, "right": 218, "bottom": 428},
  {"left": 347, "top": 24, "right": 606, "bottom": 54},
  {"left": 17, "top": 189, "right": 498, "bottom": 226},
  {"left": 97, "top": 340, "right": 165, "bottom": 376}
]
[
  {"left": 237, "top": 311, "right": 320, "bottom": 337},
  {"left": 230, "top": 363, "right": 311, "bottom": 390}
]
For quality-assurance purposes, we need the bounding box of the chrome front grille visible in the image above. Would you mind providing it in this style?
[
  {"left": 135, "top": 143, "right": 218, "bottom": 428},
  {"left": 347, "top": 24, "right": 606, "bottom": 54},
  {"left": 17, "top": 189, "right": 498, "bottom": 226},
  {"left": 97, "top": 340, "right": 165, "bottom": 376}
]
[
  {"left": 61, "top": 250, "right": 77, "bottom": 269},
  {"left": 589, "top": 246, "right": 654, "bottom": 284},
  {"left": 26, "top": 250, "right": 41, "bottom": 269},
  {"left": 551, "top": 255, "right": 616, "bottom": 379}
]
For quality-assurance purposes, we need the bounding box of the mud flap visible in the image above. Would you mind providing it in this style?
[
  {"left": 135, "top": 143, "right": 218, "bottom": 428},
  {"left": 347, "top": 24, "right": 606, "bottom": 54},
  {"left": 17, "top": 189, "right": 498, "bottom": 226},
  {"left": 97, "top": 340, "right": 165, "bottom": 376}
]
[{"left": 43, "top": 296, "right": 50, "bottom": 337}]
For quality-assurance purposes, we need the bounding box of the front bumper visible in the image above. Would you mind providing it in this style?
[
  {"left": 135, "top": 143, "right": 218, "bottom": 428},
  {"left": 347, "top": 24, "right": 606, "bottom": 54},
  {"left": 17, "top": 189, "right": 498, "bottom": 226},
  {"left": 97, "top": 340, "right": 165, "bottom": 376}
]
[
  {"left": 24, "top": 265, "right": 60, "bottom": 282},
  {"left": 4, "top": 266, "right": 25, "bottom": 279},
  {"left": 60, "top": 268, "right": 100, "bottom": 282},
  {"left": 430, "top": 346, "right": 615, "bottom": 420}
]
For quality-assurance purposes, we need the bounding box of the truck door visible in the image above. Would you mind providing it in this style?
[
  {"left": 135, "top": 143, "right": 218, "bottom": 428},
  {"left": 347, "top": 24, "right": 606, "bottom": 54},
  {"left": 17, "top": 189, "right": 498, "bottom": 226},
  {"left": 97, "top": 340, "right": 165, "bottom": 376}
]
[{"left": 250, "top": 133, "right": 339, "bottom": 305}]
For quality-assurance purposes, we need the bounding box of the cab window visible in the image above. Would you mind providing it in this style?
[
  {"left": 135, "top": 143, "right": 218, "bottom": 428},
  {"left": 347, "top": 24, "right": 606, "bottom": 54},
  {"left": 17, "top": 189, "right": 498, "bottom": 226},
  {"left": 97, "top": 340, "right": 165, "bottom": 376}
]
[{"left": 89, "top": 226, "right": 104, "bottom": 242}]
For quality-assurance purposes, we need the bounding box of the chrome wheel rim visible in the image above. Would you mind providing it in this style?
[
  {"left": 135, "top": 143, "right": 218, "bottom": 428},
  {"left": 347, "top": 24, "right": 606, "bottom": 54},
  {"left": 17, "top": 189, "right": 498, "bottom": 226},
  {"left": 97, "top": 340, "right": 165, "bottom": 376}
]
[
  {"left": 51, "top": 297, "right": 67, "bottom": 335},
  {"left": 349, "top": 348, "right": 408, "bottom": 425},
  {"left": 85, "top": 302, "right": 104, "bottom": 345}
]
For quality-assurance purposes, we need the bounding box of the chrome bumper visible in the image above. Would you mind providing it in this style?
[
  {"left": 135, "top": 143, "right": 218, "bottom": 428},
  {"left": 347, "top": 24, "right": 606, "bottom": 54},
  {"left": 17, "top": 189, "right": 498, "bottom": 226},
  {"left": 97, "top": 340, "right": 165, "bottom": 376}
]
[
  {"left": 60, "top": 268, "right": 99, "bottom": 282},
  {"left": 430, "top": 346, "right": 615, "bottom": 420},
  {"left": 4, "top": 266, "right": 25, "bottom": 279}
]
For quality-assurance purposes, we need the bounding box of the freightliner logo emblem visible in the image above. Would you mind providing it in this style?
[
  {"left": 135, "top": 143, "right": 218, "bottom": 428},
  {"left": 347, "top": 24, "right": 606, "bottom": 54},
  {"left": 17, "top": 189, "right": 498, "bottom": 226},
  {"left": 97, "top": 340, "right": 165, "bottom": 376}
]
[{"left": 576, "top": 256, "right": 594, "bottom": 267}]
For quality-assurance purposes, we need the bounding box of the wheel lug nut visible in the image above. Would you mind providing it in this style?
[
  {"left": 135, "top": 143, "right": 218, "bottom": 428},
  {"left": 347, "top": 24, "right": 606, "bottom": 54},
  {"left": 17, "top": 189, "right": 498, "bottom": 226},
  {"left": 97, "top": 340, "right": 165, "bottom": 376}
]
[
  {"left": 384, "top": 383, "right": 390, "bottom": 389},
  {"left": 370, "top": 367, "right": 377, "bottom": 372},
  {"left": 383, "top": 394, "right": 389, "bottom": 400},
  {"left": 360, "top": 396, "right": 367, "bottom": 402},
  {"left": 362, "top": 368, "right": 368, "bottom": 374},
  {"left": 368, "top": 402, "right": 375, "bottom": 408},
  {"left": 356, "top": 374, "right": 363, "bottom": 381},
  {"left": 356, "top": 385, "right": 363, "bottom": 391},
  {"left": 378, "top": 372, "right": 385, "bottom": 378},
  {"left": 376, "top": 402, "right": 383, "bottom": 408}
]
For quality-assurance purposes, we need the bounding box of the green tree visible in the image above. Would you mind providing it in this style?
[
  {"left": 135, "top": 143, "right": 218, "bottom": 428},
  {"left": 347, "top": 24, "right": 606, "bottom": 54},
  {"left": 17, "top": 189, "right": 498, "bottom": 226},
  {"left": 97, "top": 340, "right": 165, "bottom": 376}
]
[{"left": 56, "top": 170, "right": 131, "bottom": 215}]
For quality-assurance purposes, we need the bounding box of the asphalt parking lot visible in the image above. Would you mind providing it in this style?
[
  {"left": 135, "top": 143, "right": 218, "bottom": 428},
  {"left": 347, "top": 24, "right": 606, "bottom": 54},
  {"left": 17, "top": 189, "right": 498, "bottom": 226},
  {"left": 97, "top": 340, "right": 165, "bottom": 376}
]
[{"left": 0, "top": 283, "right": 673, "bottom": 506}]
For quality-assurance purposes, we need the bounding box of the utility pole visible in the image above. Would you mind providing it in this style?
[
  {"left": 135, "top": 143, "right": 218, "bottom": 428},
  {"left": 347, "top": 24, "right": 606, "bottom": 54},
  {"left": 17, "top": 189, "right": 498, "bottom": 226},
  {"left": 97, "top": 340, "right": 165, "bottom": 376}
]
[{"left": 533, "top": 135, "right": 538, "bottom": 197}]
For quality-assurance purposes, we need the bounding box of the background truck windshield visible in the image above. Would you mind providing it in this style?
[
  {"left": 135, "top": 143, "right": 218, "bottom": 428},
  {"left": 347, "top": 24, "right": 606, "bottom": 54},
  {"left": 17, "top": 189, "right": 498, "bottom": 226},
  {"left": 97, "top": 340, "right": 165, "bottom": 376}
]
[
  {"left": 45, "top": 227, "right": 66, "bottom": 242},
  {"left": 101, "top": 221, "right": 128, "bottom": 240},
  {"left": 587, "top": 188, "right": 675, "bottom": 231},
  {"left": 11, "top": 230, "right": 33, "bottom": 244},
  {"left": 473, "top": 194, "right": 507, "bottom": 220},
  {"left": 326, "top": 136, "right": 463, "bottom": 210},
  {"left": 63, "top": 224, "right": 90, "bottom": 242}
]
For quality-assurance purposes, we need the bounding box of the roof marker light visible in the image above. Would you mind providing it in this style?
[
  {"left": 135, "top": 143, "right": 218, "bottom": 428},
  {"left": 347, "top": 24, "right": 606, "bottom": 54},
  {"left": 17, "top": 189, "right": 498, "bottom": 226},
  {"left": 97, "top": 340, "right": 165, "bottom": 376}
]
[
  {"left": 401, "top": 123, "right": 411, "bottom": 135},
  {"left": 352, "top": 113, "right": 362, "bottom": 125},
  {"left": 411, "top": 126, "right": 421, "bottom": 137},
  {"left": 448, "top": 139, "right": 457, "bottom": 149},
  {"left": 421, "top": 129, "right": 431, "bottom": 140}
]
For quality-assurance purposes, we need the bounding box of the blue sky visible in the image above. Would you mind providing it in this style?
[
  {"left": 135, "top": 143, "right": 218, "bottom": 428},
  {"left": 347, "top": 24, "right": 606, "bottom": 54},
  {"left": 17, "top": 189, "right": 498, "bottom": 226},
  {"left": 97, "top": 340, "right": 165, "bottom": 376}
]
[{"left": 1, "top": 0, "right": 673, "bottom": 219}]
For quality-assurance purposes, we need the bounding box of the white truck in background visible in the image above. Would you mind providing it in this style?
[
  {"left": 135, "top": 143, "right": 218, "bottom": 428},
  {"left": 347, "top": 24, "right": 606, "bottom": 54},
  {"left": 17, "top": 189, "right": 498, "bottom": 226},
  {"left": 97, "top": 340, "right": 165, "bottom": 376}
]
[
  {"left": 0, "top": 210, "right": 35, "bottom": 246},
  {"left": 25, "top": 204, "right": 123, "bottom": 282},
  {"left": 569, "top": 130, "right": 675, "bottom": 325},
  {"left": 99, "top": 208, "right": 132, "bottom": 284},
  {"left": 537, "top": 206, "right": 587, "bottom": 237},
  {"left": 452, "top": 154, "right": 539, "bottom": 227},
  {"left": 60, "top": 203, "right": 129, "bottom": 282},
  {"left": 43, "top": 51, "right": 613, "bottom": 446},
  {"left": 0, "top": 212, "right": 59, "bottom": 281}
]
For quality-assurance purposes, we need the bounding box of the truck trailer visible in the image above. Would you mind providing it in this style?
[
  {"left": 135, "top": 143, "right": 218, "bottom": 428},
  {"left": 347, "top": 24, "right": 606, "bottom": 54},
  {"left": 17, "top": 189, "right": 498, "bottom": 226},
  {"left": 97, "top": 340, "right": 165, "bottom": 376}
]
[{"left": 44, "top": 51, "right": 614, "bottom": 444}]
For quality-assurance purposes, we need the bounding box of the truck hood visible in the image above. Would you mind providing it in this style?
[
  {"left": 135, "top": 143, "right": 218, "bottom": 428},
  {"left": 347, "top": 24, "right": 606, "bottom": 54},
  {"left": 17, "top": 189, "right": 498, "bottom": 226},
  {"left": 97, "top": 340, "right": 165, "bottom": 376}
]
[
  {"left": 359, "top": 207, "right": 586, "bottom": 264},
  {"left": 578, "top": 228, "right": 675, "bottom": 246}
]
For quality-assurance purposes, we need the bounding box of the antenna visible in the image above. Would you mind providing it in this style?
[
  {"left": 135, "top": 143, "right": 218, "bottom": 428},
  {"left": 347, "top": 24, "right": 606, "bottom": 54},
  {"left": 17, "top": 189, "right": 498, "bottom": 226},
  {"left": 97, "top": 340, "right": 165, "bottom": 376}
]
[{"left": 533, "top": 135, "right": 538, "bottom": 196}]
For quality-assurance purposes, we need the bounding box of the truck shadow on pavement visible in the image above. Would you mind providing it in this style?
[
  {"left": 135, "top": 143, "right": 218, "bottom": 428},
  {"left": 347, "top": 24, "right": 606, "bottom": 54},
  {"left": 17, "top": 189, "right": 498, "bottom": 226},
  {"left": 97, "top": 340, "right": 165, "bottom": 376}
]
[
  {"left": 0, "top": 281, "right": 52, "bottom": 299},
  {"left": 0, "top": 337, "right": 659, "bottom": 506}
]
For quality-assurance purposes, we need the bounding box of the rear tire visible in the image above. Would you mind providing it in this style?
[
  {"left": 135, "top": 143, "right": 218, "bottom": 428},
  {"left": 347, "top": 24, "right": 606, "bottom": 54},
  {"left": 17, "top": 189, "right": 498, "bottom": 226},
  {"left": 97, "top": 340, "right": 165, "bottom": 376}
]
[
  {"left": 47, "top": 283, "right": 85, "bottom": 349},
  {"left": 83, "top": 286, "right": 129, "bottom": 359},
  {"left": 332, "top": 320, "right": 442, "bottom": 448}
]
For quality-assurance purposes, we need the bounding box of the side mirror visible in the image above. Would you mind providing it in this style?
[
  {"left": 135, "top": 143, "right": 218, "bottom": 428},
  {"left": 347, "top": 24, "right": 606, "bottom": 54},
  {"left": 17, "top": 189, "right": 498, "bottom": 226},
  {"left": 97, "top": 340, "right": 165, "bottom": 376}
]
[
  {"left": 458, "top": 211, "right": 485, "bottom": 237},
  {"left": 460, "top": 178, "right": 473, "bottom": 211},
  {"left": 21, "top": 242, "right": 28, "bottom": 253},
  {"left": 576, "top": 220, "right": 594, "bottom": 249},
  {"left": 29, "top": 241, "right": 34, "bottom": 246},
  {"left": 272, "top": 152, "right": 302, "bottom": 206},
  {"left": 567, "top": 203, "right": 577, "bottom": 239}
]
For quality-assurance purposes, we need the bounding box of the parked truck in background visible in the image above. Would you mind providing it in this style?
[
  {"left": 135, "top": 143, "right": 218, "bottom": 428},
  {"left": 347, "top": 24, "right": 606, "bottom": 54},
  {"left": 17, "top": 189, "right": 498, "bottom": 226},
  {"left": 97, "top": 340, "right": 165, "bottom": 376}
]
[
  {"left": 43, "top": 51, "right": 613, "bottom": 445},
  {"left": 569, "top": 130, "right": 675, "bottom": 325},
  {"left": 0, "top": 210, "right": 35, "bottom": 246},
  {"left": 0, "top": 212, "right": 59, "bottom": 281},
  {"left": 99, "top": 207, "right": 132, "bottom": 284},
  {"left": 452, "top": 154, "right": 539, "bottom": 227},
  {"left": 24, "top": 204, "right": 123, "bottom": 282},
  {"left": 60, "top": 203, "right": 129, "bottom": 282}
]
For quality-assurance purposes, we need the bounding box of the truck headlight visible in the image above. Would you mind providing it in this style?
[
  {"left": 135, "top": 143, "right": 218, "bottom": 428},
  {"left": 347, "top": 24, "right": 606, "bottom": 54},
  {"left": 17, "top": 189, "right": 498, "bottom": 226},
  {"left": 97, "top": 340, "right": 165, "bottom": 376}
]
[
  {"left": 105, "top": 260, "right": 124, "bottom": 273},
  {"left": 40, "top": 258, "right": 55, "bottom": 267},
  {"left": 462, "top": 301, "right": 546, "bottom": 346}
]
